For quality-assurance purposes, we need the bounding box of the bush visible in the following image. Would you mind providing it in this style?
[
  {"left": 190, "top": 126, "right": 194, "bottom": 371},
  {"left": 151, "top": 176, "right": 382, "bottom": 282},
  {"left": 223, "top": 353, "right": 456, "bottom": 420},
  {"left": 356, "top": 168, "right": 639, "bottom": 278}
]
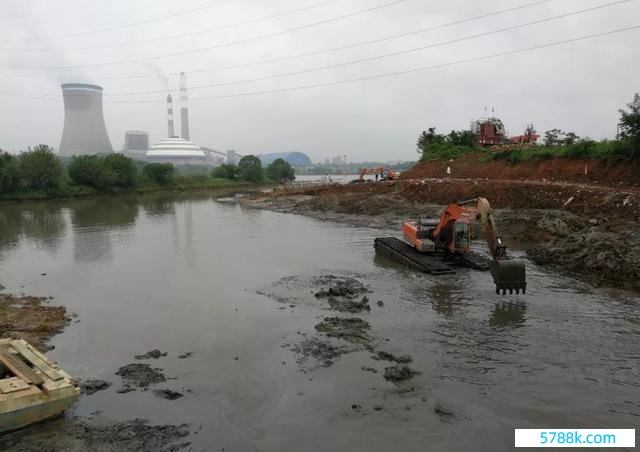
[
  {"left": 237, "top": 155, "right": 264, "bottom": 183},
  {"left": 211, "top": 164, "right": 238, "bottom": 180},
  {"left": 492, "top": 149, "right": 523, "bottom": 165},
  {"left": 531, "top": 149, "right": 556, "bottom": 160},
  {"left": 143, "top": 163, "right": 175, "bottom": 185},
  {"left": 0, "top": 152, "right": 20, "bottom": 193},
  {"left": 266, "top": 158, "right": 295, "bottom": 183},
  {"left": 68, "top": 155, "right": 116, "bottom": 190},
  {"left": 19, "top": 145, "right": 63, "bottom": 190},
  {"left": 421, "top": 143, "right": 475, "bottom": 161},
  {"left": 103, "top": 154, "right": 138, "bottom": 189},
  {"left": 562, "top": 140, "right": 597, "bottom": 159}
]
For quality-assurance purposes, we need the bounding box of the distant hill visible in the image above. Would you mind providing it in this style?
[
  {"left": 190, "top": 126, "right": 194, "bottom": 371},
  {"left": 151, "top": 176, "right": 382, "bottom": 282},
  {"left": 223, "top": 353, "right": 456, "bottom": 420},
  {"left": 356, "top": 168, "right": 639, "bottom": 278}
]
[{"left": 258, "top": 152, "right": 312, "bottom": 167}]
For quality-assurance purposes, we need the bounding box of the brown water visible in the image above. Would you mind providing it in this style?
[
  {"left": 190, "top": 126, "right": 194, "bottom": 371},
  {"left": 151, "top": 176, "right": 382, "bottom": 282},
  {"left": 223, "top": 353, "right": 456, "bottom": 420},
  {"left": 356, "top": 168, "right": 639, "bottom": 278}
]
[{"left": 0, "top": 193, "right": 638, "bottom": 451}]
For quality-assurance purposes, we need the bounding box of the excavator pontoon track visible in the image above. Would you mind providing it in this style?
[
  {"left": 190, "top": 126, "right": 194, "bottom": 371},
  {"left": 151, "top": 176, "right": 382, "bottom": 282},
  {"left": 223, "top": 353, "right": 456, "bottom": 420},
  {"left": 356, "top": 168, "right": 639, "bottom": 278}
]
[{"left": 374, "top": 237, "right": 492, "bottom": 275}]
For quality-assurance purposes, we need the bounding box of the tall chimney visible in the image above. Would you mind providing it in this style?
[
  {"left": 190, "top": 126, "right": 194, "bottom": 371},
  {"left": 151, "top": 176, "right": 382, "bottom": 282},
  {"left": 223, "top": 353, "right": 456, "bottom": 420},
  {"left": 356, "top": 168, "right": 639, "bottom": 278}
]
[
  {"left": 179, "top": 72, "right": 190, "bottom": 141},
  {"left": 167, "top": 94, "right": 175, "bottom": 138}
]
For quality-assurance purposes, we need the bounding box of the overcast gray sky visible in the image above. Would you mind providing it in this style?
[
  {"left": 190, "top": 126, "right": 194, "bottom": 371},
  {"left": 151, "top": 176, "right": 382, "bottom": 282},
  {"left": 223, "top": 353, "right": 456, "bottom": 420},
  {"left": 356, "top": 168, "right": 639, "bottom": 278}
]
[{"left": 1, "top": 0, "right": 638, "bottom": 162}]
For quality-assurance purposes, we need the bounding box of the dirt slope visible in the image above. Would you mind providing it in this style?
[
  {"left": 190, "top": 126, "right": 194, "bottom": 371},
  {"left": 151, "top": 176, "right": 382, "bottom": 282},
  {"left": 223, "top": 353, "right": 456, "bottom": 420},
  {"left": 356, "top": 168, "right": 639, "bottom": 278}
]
[{"left": 402, "top": 154, "right": 640, "bottom": 187}]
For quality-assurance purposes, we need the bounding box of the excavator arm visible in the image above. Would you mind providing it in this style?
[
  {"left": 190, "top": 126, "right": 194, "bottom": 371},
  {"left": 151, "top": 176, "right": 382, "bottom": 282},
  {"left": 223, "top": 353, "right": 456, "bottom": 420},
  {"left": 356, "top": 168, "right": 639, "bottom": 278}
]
[{"left": 463, "top": 197, "right": 527, "bottom": 294}]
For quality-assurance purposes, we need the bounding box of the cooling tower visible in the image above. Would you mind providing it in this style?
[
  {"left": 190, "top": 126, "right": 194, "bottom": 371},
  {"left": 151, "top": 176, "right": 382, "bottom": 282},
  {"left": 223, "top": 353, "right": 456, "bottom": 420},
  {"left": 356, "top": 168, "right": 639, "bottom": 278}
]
[{"left": 59, "top": 83, "right": 113, "bottom": 156}]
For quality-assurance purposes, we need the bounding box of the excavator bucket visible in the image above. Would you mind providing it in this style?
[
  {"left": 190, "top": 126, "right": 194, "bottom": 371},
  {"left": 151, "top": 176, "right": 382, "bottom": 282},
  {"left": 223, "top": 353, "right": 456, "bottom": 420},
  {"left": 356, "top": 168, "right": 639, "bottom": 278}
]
[{"left": 490, "top": 260, "right": 527, "bottom": 295}]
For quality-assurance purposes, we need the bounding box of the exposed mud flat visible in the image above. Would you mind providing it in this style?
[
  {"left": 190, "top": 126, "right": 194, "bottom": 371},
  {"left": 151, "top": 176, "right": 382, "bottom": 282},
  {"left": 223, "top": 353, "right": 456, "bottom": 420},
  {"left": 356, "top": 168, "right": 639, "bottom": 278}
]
[
  {"left": 260, "top": 272, "right": 419, "bottom": 389},
  {"left": 0, "top": 293, "right": 70, "bottom": 352},
  {"left": 0, "top": 290, "right": 192, "bottom": 449},
  {"left": 242, "top": 180, "right": 640, "bottom": 292},
  {"left": 527, "top": 224, "right": 640, "bottom": 291},
  {"left": 0, "top": 418, "right": 191, "bottom": 452}
]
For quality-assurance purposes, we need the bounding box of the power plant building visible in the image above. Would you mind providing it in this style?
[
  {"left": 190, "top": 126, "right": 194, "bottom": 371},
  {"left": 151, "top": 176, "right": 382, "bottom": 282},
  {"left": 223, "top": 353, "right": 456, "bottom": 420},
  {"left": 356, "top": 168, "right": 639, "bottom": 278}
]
[
  {"left": 122, "top": 130, "right": 149, "bottom": 158},
  {"left": 59, "top": 83, "right": 113, "bottom": 156},
  {"left": 145, "top": 73, "right": 209, "bottom": 166},
  {"left": 145, "top": 138, "right": 207, "bottom": 166}
]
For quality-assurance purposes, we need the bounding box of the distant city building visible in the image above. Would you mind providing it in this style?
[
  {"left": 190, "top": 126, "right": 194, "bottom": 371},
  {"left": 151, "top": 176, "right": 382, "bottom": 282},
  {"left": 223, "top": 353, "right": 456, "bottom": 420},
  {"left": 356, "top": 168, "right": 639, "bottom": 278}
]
[
  {"left": 331, "top": 155, "right": 347, "bottom": 165},
  {"left": 122, "top": 130, "right": 149, "bottom": 158},
  {"left": 258, "top": 152, "right": 312, "bottom": 167},
  {"left": 59, "top": 83, "right": 113, "bottom": 156}
]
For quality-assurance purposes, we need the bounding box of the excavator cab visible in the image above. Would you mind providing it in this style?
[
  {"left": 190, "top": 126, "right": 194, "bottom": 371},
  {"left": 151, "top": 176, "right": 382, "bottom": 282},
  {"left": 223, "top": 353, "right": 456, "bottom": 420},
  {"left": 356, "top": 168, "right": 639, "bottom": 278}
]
[{"left": 452, "top": 219, "right": 471, "bottom": 253}]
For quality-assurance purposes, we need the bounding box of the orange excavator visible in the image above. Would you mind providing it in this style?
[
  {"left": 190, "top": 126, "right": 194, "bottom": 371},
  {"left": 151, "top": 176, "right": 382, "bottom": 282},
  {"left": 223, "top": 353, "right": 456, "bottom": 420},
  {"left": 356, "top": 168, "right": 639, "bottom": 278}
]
[
  {"left": 355, "top": 167, "right": 401, "bottom": 182},
  {"left": 402, "top": 197, "right": 526, "bottom": 294}
]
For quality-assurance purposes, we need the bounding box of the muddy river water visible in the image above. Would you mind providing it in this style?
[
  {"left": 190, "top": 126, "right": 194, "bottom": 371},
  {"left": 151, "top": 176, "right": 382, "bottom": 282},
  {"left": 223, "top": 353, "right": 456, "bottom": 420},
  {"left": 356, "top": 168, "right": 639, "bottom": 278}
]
[{"left": 0, "top": 192, "right": 638, "bottom": 451}]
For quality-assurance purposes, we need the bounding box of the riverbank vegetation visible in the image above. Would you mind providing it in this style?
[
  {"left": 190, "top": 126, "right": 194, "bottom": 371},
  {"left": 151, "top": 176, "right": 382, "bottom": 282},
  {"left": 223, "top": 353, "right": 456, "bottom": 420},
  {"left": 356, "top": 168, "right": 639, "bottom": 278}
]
[
  {"left": 212, "top": 156, "right": 295, "bottom": 183},
  {"left": 417, "top": 92, "right": 640, "bottom": 162},
  {"left": 0, "top": 146, "right": 256, "bottom": 201}
]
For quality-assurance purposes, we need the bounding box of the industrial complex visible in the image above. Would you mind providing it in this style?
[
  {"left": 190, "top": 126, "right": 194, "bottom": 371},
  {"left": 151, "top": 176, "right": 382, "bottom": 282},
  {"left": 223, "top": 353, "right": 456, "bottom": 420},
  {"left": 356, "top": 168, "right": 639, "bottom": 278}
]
[{"left": 56, "top": 74, "right": 313, "bottom": 168}]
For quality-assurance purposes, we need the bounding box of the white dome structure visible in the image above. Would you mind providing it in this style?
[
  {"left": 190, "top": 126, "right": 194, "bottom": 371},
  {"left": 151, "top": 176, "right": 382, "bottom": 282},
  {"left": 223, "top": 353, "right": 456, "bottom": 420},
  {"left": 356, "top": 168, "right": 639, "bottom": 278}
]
[{"left": 145, "top": 138, "right": 207, "bottom": 166}]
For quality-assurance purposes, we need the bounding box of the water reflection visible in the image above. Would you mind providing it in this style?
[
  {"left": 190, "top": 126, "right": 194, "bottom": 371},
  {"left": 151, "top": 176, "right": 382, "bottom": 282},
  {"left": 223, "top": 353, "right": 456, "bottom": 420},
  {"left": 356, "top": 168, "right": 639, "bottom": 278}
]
[
  {"left": 0, "top": 203, "right": 66, "bottom": 255},
  {"left": 142, "top": 195, "right": 176, "bottom": 220},
  {"left": 488, "top": 301, "right": 527, "bottom": 327},
  {"left": 70, "top": 197, "right": 139, "bottom": 264},
  {"left": 70, "top": 197, "right": 139, "bottom": 228},
  {"left": 427, "top": 281, "right": 462, "bottom": 318}
]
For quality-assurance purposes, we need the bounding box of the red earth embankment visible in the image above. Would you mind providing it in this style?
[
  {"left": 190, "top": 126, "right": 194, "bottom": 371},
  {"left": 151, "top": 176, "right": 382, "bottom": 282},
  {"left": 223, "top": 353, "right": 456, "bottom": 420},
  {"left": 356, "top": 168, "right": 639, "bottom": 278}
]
[
  {"left": 402, "top": 154, "right": 640, "bottom": 187},
  {"left": 297, "top": 178, "right": 640, "bottom": 225}
]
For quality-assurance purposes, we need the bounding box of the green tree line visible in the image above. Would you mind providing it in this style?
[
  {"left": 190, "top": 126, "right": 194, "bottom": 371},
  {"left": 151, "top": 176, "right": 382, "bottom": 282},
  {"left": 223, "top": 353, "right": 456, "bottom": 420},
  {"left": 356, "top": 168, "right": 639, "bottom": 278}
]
[
  {"left": 417, "top": 93, "right": 640, "bottom": 162},
  {"left": 0, "top": 147, "right": 292, "bottom": 200},
  {"left": 212, "top": 156, "right": 295, "bottom": 183}
]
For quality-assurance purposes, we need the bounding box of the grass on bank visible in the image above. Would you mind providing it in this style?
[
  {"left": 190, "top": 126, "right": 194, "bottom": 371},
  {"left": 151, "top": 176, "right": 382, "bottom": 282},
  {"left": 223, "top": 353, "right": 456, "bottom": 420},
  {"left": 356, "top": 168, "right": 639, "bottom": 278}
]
[{"left": 418, "top": 140, "right": 638, "bottom": 165}]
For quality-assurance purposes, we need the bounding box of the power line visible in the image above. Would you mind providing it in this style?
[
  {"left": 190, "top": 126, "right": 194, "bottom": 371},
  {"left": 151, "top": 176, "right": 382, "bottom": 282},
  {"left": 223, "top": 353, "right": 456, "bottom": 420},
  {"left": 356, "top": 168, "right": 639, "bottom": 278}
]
[
  {"left": 0, "top": 0, "right": 236, "bottom": 42},
  {"left": 162, "top": 25, "right": 640, "bottom": 103},
  {"left": 2, "top": 25, "right": 637, "bottom": 103},
  {"left": 1, "top": 0, "right": 343, "bottom": 52},
  {"left": 0, "top": 0, "right": 553, "bottom": 80},
  {"left": 106, "top": 0, "right": 630, "bottom": 96},
  {"left": 0, "top": 0, "right": 406, "bottom": 71}
]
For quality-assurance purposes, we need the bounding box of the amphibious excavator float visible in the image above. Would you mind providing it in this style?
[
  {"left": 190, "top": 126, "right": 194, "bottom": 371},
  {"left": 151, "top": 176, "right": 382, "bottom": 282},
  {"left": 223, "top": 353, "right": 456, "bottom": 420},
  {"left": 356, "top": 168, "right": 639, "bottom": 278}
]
[{"left": 374, "top": 197, "right": 526, "bottom": 295}]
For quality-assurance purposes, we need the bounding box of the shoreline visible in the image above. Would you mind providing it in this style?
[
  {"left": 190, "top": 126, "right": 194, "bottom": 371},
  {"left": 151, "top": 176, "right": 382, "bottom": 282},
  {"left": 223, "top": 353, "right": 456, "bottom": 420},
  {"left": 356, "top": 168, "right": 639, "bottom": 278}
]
[
  {"left": 0, "top": 180, "right": 262, "bottom": 204},
  {"left": 239, "top": 179, "right": 640, "bottom": 293}
]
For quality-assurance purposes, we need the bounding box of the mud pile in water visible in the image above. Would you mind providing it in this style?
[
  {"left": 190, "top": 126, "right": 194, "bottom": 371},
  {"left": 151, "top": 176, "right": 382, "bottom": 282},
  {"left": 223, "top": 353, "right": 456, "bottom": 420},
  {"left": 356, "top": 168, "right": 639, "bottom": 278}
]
[
  {"left": 289, "top": 337, "right": 353, "bottom": 367},
  {"left": 0, "top": 293, "right": 70, "bottom": 352},
  {"left": 383, "top": 365, "right": 420, "bottom": 382},
  {"left": 315, "top": 317, "right": 372, "bottom": 344},
  {"left": 314, "top": 276, "right": 372, "bottom": 313},
  {"left": 116, "top": 363, "right": 167, "bottom": 391}
]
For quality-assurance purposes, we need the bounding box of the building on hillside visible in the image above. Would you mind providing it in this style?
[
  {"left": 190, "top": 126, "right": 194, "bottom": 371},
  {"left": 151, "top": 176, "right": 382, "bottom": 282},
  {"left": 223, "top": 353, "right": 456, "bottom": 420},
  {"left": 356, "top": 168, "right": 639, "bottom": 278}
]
[{"left": 259, "top": 152, "right": 312, "bottom": 167}]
